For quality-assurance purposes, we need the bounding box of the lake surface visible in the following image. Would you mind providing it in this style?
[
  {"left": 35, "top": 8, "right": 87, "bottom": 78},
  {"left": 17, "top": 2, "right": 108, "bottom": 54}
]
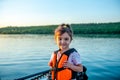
[{"left": 0, "top": 34, "right": 120, "bottom": 80}]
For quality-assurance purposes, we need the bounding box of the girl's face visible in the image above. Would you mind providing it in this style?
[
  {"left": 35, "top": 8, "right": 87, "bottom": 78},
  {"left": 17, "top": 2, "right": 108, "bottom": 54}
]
[{"left": 56, "top": 32, "right": 71, "bottom": 51}]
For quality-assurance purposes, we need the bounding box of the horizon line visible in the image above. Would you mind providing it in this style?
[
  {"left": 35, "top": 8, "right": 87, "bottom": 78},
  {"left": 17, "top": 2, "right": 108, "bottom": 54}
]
[{"left": 0, "top": 21, "right": 120, "bottom": 28}]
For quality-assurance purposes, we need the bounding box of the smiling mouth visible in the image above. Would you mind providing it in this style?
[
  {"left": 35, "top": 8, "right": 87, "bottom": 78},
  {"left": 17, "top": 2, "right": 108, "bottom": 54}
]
[{"left": 61, "top": 44, "right": 66, "bottom": 46}]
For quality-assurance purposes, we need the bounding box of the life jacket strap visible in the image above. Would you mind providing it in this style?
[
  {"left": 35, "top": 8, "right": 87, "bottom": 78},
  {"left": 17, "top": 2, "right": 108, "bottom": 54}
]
[{"left": 51, "top": 67, "right": 65, "bottom": 72}]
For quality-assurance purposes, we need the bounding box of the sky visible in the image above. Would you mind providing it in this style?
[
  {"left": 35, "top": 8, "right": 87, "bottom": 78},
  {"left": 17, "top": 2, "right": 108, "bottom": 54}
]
[{"left": 0, "top": 0, "right": 120, "bottom": 27}]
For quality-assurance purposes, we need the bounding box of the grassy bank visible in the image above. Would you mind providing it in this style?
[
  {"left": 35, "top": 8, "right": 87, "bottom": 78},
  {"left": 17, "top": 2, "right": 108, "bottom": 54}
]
[{"left": 0, "top": 22, "right": 120, "bottom": 35}]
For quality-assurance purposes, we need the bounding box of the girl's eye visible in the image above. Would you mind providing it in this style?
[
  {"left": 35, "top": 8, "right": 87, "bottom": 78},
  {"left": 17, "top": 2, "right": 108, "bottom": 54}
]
[{"left": 64, "top": 38, "right": 69, "bottom": 41}]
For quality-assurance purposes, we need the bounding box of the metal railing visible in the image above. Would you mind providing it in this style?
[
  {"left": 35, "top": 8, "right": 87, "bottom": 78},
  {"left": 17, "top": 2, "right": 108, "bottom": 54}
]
[
  {"left": 15, "top": 69, "right": 51, "bottom": 80},
  {"left": 15, "top": 66, "right": 87, "bottom": 80}
]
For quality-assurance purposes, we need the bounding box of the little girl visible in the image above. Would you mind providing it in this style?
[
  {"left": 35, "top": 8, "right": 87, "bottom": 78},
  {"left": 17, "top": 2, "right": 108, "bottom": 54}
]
[{"left": 48, "top": 24, "right": 83, "bottom": 80}]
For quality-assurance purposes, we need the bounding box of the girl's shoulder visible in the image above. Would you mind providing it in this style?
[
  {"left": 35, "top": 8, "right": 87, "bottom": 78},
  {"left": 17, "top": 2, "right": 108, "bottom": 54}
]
[
  {"left": 69, "top": 48, "right": 81, "bottom": 59},
  {"left": 53, "top": 49, "right": 60, "bottom": 54},
  {"left": 71, "top": 50, "right": 80, "bottom": 56},
  {"left": 68, "top": 49, "right": 82, "bottom": 65}
]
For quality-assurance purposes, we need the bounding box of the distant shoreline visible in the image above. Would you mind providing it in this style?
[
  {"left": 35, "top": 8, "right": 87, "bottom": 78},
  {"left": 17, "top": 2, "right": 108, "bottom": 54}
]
[
  {"left": 0, "top": 22, "right": 120, "bottom": 35},
  {"left": 0, "top": 34, "right": 120, "bottom": 38}
]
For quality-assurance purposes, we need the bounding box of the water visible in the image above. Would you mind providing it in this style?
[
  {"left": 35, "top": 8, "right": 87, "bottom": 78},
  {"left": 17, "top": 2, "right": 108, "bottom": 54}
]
[{"left": 0, "top": 34, "right": 120, "bottom": 80}]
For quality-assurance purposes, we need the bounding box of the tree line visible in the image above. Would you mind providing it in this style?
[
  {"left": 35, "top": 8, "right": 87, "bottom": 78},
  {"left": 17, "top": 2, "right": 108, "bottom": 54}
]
[{"left": 0, "top": 22, "right": 120, "bottom": 34}]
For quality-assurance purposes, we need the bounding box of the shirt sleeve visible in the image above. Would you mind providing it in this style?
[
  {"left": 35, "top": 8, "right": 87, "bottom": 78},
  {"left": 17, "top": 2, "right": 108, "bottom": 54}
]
[{"left": 68, "top": 51, "right": 82, "bottom": 65}]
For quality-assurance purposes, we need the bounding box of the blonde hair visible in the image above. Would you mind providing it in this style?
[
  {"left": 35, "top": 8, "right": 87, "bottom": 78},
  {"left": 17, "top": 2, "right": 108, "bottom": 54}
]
[{"left": 54, "top": 24, "right": 73, "bottom": 40}]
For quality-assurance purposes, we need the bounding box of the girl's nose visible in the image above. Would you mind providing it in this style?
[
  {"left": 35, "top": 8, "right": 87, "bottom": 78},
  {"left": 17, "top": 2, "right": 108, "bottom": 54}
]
[{"left": 61, "top": 39, "right": 65, "bottom": 44}]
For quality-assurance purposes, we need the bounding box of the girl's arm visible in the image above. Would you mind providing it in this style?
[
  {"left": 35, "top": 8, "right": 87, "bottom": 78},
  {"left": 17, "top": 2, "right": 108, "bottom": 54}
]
[
  {"left": 63, "top": 51, "right": 83, "bottom": 72},
  {"left": 48, "top": 61, "right": 52, "bottom": 67},
  {"left": 63, "top": 61, "right": 83, "bottom": 72},
  {"left": 48, "top": 53, "right": 54, "bottom": 67}
]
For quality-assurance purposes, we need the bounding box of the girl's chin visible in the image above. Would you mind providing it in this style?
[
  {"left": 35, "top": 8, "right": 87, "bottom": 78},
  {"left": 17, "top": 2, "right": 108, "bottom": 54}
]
[{"left": 60, "top": 47, "right": 68, "bottom": 50}]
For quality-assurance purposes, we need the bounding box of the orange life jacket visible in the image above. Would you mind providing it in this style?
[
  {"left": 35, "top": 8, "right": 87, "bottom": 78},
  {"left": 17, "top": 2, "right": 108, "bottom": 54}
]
[{"left": 51, "top": 48, "right": 77, "bottom": 80}]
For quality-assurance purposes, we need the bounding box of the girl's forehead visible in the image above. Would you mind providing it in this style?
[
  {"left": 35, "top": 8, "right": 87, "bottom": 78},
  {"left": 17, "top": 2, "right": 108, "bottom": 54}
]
[{"left": 57, "top": 32, "right": 70, "bottom": 37}]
